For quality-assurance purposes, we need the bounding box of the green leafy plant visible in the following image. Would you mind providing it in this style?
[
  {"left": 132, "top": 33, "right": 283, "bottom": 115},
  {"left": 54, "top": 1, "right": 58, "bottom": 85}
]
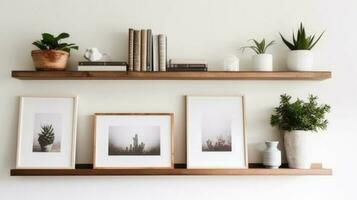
[
  {"left": 32, "top": 33, "right": 78, "bottom": 53},
  {"left": 38, "top": 125, "right": 55, "bottom": 147},
  {"left": 280, "top": 23, "right": 324, "bottom": 50},
  {"left": 241, "top": 39, "right": 275, "bottom": 54},
  {"left": 270, "top": 94, "right": 330, "bottom": 132}
]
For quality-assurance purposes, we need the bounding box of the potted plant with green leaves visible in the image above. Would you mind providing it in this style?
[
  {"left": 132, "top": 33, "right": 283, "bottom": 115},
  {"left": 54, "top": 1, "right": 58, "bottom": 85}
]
[
  {"left": 32, "top": 32, "right": 78, "bottom": 70},
  {"left": 270, "top": 94, "right": 330, "bottom": 169},
  {"left": 241, "top": 39, "right": 275, "bottom": 71},
  {"left": 280, "top": 23, "right": 324, "bottom": 71}
]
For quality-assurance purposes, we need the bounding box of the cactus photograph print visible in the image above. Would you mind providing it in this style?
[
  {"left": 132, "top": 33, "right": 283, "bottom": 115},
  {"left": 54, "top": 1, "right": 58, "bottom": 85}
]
[
  {"left": 32, "top": 113, "right": 63, "bottom": 153},
  {"left": 94, "top": 113, "right": 173, "bottom": 168},
  {"left": 16, "top": 97, "right": 78, "bottom": 169},
  {"left": 108, "top": 126, "right": 160, "bottom": 156},
  {"left": 186, "top": 96, "right": 248, "bottom": 169}
]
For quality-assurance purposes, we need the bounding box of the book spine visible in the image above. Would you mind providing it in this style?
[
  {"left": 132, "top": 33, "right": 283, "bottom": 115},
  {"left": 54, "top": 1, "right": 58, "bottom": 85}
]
[
  {"left": 133, "top": 30, "right": 141, "bottom": 71},
  {"left": 78, "top": 66, "right": 127, "bottom": 71},
  {"left": 147, "top": 29, "right": 152, "bottom": 71},
  {"left": 170, "top": 64, "right": 207, "bottom": 68},
  {"left": 128, "top": 28, "right": 134, "bottom": 71},
  {"left": 158, "top": 34, "right": 167, "bottom": 71},
  {"left": 167, "top": 67, "right": 207, "bottom": 72},
  {"left": 152, "top": 35, "right": 159, "bottom": 71},
  {"left": 78, "top": 62, "right": 127, "bottom": 66},
  {"left": 141, "top": 30, "right": 147, "bottom": 71}
]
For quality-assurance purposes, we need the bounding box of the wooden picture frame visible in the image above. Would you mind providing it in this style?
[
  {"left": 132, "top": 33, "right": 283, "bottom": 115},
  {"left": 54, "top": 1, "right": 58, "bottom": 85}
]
[
  {"left": 186, "top": 95, "right": 248, "bottom": 169},
  {"left": 16, "top": 96, "right": 78, "bottom": 169},
  {"left": 93, "top": 113, "right": 174, "bottom": 169}
]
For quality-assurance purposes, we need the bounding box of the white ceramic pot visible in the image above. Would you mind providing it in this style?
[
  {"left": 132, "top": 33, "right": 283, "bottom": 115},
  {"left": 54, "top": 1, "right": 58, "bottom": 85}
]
[
  {"left": 223, "top": 55, "right": 240, "bottom": 71},
  {"left": 284, "top": 130, "right": 311, "bottom": 169},
  {"left": 286, "top": 50, "right": 313, "bottom": 71},
  {"left": 263, "top": 141, "right": 281, "bottom": 169},
  {"left": 252, "top": 54, "right": 273, "bottom": 71}
]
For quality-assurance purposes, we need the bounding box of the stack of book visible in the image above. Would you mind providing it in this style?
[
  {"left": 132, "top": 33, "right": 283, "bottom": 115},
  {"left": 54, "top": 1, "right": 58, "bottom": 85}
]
[
  {"left": 128, "top": 28, "right": 167, "bottom": 72},
  {"left": 77, "top": 61, "right": 127, "bottom": 71},
  {"left": 168, "top": 59, "right": 208, "bottom": 71}
]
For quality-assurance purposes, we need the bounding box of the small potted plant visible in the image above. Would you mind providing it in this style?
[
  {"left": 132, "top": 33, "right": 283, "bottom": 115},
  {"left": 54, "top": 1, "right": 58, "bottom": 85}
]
[
  {"left": 32, "top": 33, "right": 78, "bottom": 70},
  {"left": 270, "top": 94, "right": 330, "bottom": 169},
  {"left": 38, "top": 125, "right": 55, "bottom": 152},
  {"left": 241, "top": 39, "right": 275, "bottom": 71},
  {"left": 280, "top": 23, "right": 324, "bottom": 71}
]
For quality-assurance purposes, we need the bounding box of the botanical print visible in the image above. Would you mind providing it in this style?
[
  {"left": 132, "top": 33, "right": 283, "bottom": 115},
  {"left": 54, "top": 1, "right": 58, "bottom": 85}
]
[
  {"left": 108, "top": 126, "right": 160, "bottom": 156},
  {"left": 201, "top": 109, "right": 232, "bottom": 152},
  {"left": 32, "top": 113, "right": 63, "bottom": 153}
]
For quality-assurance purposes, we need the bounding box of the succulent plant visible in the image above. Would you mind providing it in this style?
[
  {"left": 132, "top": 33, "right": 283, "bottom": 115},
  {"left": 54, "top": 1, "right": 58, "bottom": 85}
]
[
  {"left": 241, "top": 39, "right": 275, "bottom": 54},
  {"left": 38, "top": 124, "right": 55, "bottom": 147},
  {"left": 32, "top": 32, "right": 78, "bottom": 53},
  {"left": 280, "top": 23, "right": 325, "bottom": 50}
]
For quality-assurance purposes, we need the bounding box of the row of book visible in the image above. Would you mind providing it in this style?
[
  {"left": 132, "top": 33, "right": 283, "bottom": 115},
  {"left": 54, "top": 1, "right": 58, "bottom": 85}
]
[{"left": 128, "top": 28, "right": 167, "bottom": 71}]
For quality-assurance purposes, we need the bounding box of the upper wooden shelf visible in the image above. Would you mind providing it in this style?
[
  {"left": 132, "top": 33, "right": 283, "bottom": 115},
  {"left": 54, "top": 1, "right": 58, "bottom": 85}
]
[
  {"left": 11, "top": 71, "right": 331, "bottom": 80},
  {"left": 11, "top": 163, "right": 332, "bottom": 176}
]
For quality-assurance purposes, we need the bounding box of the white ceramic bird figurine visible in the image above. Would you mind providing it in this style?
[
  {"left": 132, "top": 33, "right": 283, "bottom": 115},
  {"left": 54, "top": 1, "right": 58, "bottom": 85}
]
[{"left": 84, "top": 48, "right": 103, "bottom": 61}]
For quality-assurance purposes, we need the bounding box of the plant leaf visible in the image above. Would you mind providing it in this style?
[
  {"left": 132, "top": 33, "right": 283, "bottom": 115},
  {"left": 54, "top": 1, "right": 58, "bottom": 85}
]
[
  {"left": 32, "top": 41, "right": 48, "bottom": 50},
  {"left": 56, "top": 32, "right": 70, "bottom": 40},
  {"left": 280, "top": 33, "right": 295, "bottom": 50},
  {"left": 309, "top": 31, "right": 325, "bottom": 50}
]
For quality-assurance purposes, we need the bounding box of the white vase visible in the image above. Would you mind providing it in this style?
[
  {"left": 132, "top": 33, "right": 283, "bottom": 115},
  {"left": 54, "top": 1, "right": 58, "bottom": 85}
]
[
  {"left": 284, "top": 130, "right": 312, "bottom": 169},
  {"left": 263, "top": 141, "right": 281, "bottom": 169},
  {"left": 286, "top": 50, "right": 313, "bottom": 71},
  {"left": 223, "top": 55, "right": 240, "bottom": 71},
  {"left": 252, "top": 54, "right": 273, "bottom": 71}
]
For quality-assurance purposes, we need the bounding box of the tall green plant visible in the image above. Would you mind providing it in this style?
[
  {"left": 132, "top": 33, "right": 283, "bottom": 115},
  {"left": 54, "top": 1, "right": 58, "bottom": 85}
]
[
  {"left": 32, "top": 33, "right": 78, "bottom": 53},
  {"left": 280, "top": 23, "right": 324, "bottom": 50},
  {"left": 241, "top": 39, "right": 275, "bottom": 54},
  {"left": 270, "top": 94, "right": 330, "bottom": 132}
]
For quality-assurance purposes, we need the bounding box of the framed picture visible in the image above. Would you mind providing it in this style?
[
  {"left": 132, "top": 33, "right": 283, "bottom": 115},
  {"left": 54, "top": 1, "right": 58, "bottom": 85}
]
[
  {"left": 186, "top": 96, "right": 248, "bottom": 169},
  {"left": 16, "top": 96, "right": 78, "bottom": 169},
  {"left": 94, "top": 113, "right": 174, "bottom": 169}
]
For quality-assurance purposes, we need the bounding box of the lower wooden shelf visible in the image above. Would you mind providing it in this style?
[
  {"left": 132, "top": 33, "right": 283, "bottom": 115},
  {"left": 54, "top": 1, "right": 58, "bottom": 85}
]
[{"left": 11, "top": 163, "right": 332, "bottom": 176}]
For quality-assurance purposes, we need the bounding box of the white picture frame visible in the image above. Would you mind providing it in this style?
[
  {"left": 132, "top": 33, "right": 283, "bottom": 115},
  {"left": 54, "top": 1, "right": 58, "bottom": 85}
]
[
  {"left": 94, "top": 113, "right": 174, "bottom": 169},
  {"left": 186, "top": 95, "right": 248, "bottom": 169},
  {"left": 16, "top": 96, "right": 78, "bottom": 169}
]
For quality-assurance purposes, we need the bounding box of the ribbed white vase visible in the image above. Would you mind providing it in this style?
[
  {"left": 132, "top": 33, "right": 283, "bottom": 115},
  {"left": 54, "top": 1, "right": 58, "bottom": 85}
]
[{"left": 263, "top": 141, "right": 281, "bottom": 169}]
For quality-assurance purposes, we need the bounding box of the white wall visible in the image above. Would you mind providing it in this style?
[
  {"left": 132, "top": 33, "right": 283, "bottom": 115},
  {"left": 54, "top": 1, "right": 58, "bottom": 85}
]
[{"left": 0, "top": 0, "right": 356, "bottom": 199}]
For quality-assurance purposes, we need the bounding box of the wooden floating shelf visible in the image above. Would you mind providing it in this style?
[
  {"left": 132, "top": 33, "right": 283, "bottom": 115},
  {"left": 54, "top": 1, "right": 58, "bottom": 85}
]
[
  {"left": 11, "top": 71, "right": 331, "bottom": 80},
  {"left": 11, "top": 163, "right": 332, "bottom": 176}
]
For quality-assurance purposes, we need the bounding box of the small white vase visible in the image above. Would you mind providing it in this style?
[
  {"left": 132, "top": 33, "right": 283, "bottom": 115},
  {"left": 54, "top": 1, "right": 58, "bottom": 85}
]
[
  {"left": 284, "top": 130, "right": 312, "bottom": 169},
  {"left": 223, "top": 55, "right": 240, "bottom": 71},
  {"left": 252, "top": 54, "right": 273, "bottom": 71},
  {"left": 263, "top": 141, "right": 281, "bottom": 169},
  {"left": 286, "top": 50, "right": 313, "bottom": 71}
]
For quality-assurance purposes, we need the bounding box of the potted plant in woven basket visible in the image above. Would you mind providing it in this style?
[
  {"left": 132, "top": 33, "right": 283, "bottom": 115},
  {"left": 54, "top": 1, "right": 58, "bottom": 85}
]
[
  {"left": 32, "top": 33, "right": 78, "bottom": 70},
  {"left": 280, "top": 23, "right": 324, "bottom": 71},
  {"left": 270, "top": 94, "right": 330, "bottom": 169}
]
